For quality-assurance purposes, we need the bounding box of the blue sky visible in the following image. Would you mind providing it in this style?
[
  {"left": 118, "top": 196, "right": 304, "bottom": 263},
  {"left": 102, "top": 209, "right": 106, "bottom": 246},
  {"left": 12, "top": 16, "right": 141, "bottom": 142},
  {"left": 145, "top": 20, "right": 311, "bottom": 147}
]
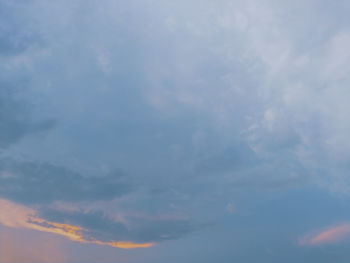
[{"left": 2, "top": 0, "right": 350, "bottom": 262}]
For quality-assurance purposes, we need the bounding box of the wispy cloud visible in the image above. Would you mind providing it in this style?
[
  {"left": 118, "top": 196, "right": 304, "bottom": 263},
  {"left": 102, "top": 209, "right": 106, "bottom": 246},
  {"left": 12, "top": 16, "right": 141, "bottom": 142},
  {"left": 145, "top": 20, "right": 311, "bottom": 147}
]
[
  {"left": 0, "top": 199, "right": 153, "bottom": 249},
  {"left": 299, "top": 223, "right": 350, "bottom": 246}
]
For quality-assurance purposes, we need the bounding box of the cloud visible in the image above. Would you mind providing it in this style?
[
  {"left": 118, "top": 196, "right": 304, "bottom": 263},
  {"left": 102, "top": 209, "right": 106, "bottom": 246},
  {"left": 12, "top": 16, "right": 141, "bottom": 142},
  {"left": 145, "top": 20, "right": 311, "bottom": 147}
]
[
  {"left": 39, "top": 205, "right": 199, "bottom": 244},
  {"left": 0, "top": 199, "right": 197, "bottom": 249},
  {"left": 0, "top": 2, "right": 54, "bottom": 150},
  {"left": 0, "top": 159, "right": 132, "bottom": 204},
  {"left": 3, "top": 0, "right": 350, "bottom": 261},
  {"left": 299, "top": 223, "right": 350, "bottom": 246},
  {"left": 0, "top": 199, "right": 153, "bottom": 249},
  {"left": 0, "top": 1, "right": 43, "bottom": 57},
  {"left": 0, "top": 87, "right": 54, "bottom": 149}
]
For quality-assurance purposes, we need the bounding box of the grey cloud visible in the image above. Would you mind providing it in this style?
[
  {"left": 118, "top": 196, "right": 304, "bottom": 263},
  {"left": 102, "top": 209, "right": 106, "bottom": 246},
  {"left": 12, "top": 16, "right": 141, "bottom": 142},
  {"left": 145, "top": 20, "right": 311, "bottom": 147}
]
[
  {"left": 0, "top": 86, "right": 55, "bottom": 149},
  {"left": 0, "top": 27, "right": 41, "bottom": 56},
  {"left": 0, "top": 2, "right": 53, "bottom": 149},
  {"left": 0, "top": 1, "right": 43, "bottom": 56},
  {"left": 193, "top": 139, "right": 308, "bottom": 191},
  {"left": 38, "top": 208, "right": 199, "bottom": 244},
  {"left": 0, "top": 159, "right": 133, "bottom": 204},
  {"left": 130, "top": 216, "right": 199, "bottom": 243},
  {"left": 196, "top": 142, "right": 259, "bottom": 173}
]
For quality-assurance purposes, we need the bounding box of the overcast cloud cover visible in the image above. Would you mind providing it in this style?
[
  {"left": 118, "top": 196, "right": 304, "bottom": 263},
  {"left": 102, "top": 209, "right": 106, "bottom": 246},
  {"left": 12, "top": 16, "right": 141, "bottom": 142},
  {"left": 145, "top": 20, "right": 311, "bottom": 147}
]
[{"left": 2, "top": 0, "right": 350, "bottom": 262}]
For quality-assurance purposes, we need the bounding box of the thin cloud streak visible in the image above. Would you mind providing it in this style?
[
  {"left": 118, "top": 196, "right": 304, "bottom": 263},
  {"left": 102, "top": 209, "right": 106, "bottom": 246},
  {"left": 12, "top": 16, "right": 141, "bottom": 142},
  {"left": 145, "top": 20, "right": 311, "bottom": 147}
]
[
  {"left": 299, "top": 223, "right": 350, "bottom": 246},
  {"left": 0, "top": 199, "right": 153, "bottom": 249}
]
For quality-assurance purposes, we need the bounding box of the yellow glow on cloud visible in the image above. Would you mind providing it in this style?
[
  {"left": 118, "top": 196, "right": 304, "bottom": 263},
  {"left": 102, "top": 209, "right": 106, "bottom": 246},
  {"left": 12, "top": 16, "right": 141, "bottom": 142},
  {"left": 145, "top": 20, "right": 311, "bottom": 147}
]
[
  {"left": 97, "top": 241, "right": 154, "bottom": 249},
  {"left": 0, "top": 199, "right": 153, "bottom": 249},
  {"left": 299, "top": 223, "right": 350, "bottom": 246}
]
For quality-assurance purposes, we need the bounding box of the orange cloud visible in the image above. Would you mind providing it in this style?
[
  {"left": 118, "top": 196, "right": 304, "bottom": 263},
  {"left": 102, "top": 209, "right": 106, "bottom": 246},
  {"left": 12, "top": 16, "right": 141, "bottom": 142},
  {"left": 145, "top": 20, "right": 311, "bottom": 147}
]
[
  {"left": 95, "top": 241, "right": 154, "bottom": 249},
  {"left": 299, "top": 223, "right": 350, "bottom": 246},
  {"left": 0, "top": 199, "right": 153, "bottom": 249}
]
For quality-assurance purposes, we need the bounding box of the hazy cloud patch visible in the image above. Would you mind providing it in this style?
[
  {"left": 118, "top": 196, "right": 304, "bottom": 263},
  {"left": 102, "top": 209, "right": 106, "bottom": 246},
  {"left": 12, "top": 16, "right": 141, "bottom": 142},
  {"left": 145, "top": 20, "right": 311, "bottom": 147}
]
[
  {"left": 39, "top": 207, "right": 199, "bottom": 244},
  {"left": 0, "top": 159, "right": 132, "bottom": 204}
]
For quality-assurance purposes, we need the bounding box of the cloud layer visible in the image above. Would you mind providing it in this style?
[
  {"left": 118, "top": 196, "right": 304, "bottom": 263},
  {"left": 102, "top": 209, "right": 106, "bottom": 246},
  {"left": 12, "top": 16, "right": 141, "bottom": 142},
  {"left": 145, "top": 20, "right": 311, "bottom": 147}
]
[
  {"left": 0, "top": 159, "right": 132, "bottom": 204},
  {"left": 2, "top": 0, "right": 350, "bottom": 262},
  {"left": 0, "top": 199, "right": 196, "bottom": 249}
]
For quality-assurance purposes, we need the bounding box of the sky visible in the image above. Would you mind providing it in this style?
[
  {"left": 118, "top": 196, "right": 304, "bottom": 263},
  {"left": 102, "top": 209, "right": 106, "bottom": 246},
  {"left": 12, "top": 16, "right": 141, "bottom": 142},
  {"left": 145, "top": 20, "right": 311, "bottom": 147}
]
[{"left": 1, "top": 0, "right": 350, "bottom": 262}]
